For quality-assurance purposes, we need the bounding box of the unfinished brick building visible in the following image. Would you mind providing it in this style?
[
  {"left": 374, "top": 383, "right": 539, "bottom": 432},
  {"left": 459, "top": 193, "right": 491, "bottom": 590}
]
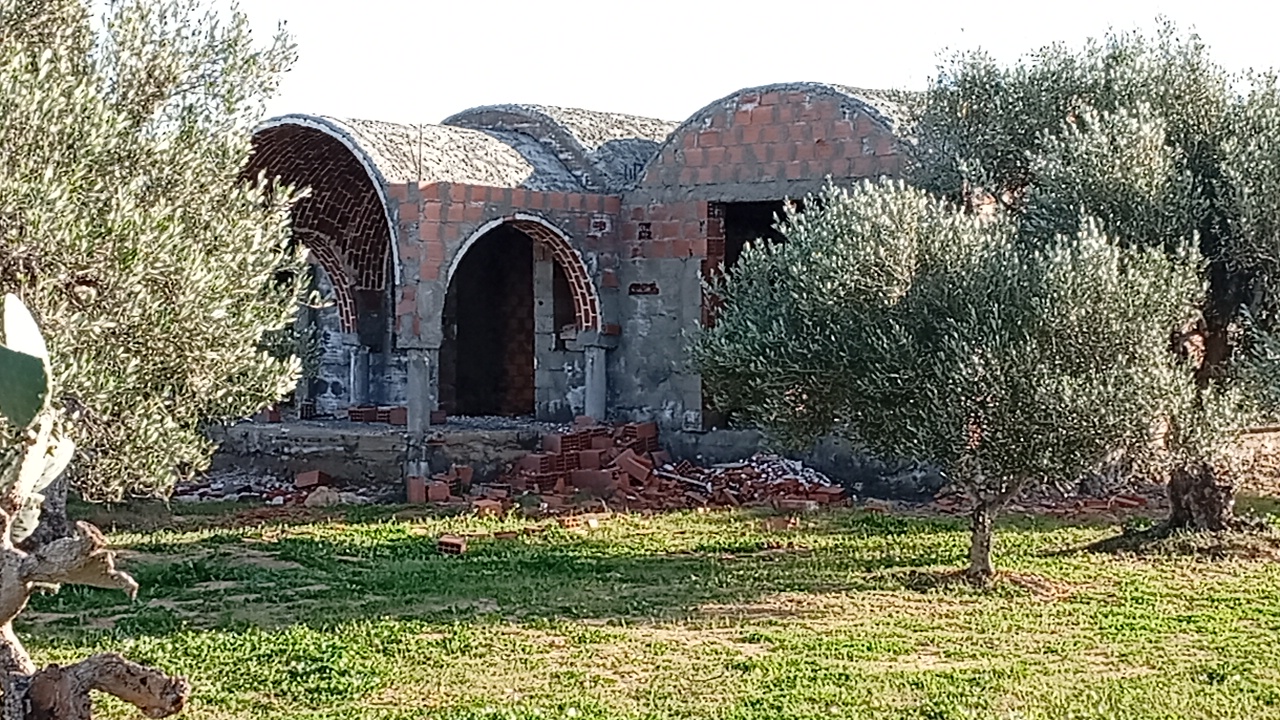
[{"left": 246, "top": 82, "right": 903, "bottom": 434}]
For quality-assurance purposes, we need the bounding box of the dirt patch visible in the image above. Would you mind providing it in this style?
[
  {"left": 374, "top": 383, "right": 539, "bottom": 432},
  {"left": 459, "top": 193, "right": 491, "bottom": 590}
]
[
  {"left": 116, "top": 549, "right": 211, "bottom": 566},
  {"left": 697, "top": 590, "right": 976, "bottom": 626},
  {"left": 194, "top": 580, "right": 242, "bottom": 592},
  {"left": 19, "top": 612, "right": 78, "bottom": 626}
]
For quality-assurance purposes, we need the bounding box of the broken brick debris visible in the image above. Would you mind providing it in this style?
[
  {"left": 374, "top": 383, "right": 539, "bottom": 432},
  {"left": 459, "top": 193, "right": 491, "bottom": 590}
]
[
  {"left": 929, "top": 484, "right": 1164, "bottom": 520},
  {"left": 491, "top": 422, "right": 849, "bottom": 513}
]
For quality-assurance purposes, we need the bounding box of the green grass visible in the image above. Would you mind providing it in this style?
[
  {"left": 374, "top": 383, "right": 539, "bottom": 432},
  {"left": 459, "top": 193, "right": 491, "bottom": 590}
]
[{"left": 25, "top": 504, "right": 1280, "bottom": 719}]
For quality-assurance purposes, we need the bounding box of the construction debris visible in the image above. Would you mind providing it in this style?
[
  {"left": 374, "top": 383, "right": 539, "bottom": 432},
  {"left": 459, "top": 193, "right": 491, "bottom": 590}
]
[{"left": 494, "top": 421, "right": 851, "bottom": 513}]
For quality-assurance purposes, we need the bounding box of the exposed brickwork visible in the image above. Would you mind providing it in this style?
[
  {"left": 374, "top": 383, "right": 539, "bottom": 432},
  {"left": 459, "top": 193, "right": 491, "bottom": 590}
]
[
  {"left": 247, "top": 124, "right": 392, "bottom": 332},
  {"left": 620, "top": 201, "right": 709, "bottom": 261},
  {"left": 396, "top": 182, "right": 619, "bottom": 341},
  {"left": 638, "top": 85, "right": 902, "bottom": 192},
  {"left": 254, "top": 80, "right": 911, "bottom": 423}
]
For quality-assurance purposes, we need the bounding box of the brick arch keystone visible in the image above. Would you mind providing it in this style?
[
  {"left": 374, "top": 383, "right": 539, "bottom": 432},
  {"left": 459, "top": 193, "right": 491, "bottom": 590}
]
[{"left": 446, "top": 214, "right": 601, "bottom": 332}]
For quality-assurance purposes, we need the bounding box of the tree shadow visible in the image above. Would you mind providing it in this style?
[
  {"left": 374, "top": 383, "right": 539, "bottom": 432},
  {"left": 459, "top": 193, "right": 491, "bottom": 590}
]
[{"left": 26, "top": 509, "right": 1047, "bottom": 643}]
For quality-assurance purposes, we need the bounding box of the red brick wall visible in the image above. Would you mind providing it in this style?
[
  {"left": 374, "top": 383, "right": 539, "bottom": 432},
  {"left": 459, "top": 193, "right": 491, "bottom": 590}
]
[
  {"left": 619, "top": 201, "right": 708, "bottom": 262},
  {"left": 639, "top": 88, "right": 901, "bottom": 189},
  {"left": 392, "top": 183, "right": 620, "bottom": 345}
]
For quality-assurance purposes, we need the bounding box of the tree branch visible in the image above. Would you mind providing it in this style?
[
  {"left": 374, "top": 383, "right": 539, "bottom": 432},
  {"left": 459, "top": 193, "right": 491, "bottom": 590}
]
[
  {"left": 20, "top": 522, "right": 137, "bottom": 598},
  {"left": 27, "top": 653, "right": 190, "bottom": 720}
]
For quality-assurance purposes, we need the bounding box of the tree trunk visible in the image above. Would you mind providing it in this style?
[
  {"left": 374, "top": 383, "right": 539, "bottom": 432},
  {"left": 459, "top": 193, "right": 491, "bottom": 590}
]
[
  {"left": 967, "top": 503, "right": 995, "bottom": 581},
  {"left": 1167, "top": 462, "right": 1236, "bottom": 531},
  {"left": 0, "top": 522, "right": 187, "bottom": 718},
  {"left": 27, "top": 654, "right": 189, "bottom": 720},
  {"left": 18, "top": 477, "right": 68, "bottom": 553}
]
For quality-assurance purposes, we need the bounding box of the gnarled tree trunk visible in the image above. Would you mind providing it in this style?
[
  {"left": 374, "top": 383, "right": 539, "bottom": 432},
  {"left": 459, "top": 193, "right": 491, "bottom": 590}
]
[
  {"left": 1167, "top": 461, "right": 1236, "bottom": 531},
  {"left": 17, "top": 478, "right": 68, "bottom": 553},
  {"left": 0, "top": 522, "right": 189, "bottom": 719}
]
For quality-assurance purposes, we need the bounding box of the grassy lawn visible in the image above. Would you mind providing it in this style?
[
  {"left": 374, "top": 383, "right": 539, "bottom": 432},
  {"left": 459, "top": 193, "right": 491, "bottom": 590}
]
[{"left": 24, "top": 504, "right": 1280, "bottom": 720}]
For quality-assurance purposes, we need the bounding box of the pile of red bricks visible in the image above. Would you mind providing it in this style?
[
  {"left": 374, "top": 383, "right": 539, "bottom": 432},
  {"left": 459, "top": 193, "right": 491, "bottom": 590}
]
[
  {"left": 502, "top": 419, "right": 664, "bottom": 499},
  {"left": 399, "top": 419, "right": 850, "bottom": 515},
  {"left": 345, "top": 405, "right": 409, "bottom": 426},
  {"left": 493, "top": 419, "right": 849, "bottom": 512}
]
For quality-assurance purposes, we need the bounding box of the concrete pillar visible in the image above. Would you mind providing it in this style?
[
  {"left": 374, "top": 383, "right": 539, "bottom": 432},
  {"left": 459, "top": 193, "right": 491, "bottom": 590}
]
[
  {"left": 584, "top": 344, "right": 607, "bottom": 423},
  {"left": 349, "top": 346, "right": 370, "bottom": 406},
  {"left": 405, "top": 347, "right": 439, "bottom": 434},
  {"left": 404, "top": 347, "right": 439, "bottom": 480}
]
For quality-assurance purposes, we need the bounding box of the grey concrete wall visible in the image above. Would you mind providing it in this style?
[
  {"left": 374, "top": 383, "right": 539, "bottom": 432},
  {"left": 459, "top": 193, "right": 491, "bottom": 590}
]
[
  {"left": 607, "top": 256, "right": 703, "bottom": 430},
  {"left": 662, "top": 429, "right": 947, "bottom": 501},
  {"left": 210, "top": 420, "right": 547, "bottom": 488},
  {"left": 534, "top": 257, "right": 587, "bottom": 421},
  {"left": 306, "top": 261, "right": 408, "bottom": 415},
  {"left": 373, "top": 350, "right": 408, "bottom": 406}
]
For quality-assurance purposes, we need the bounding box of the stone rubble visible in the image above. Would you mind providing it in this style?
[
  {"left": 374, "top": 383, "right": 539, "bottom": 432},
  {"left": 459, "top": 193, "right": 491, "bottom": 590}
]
[
  {"left": 177, "top": 418, "right": 1172, "bottom": 524},
  {"left": 170, "top": 465, "right": 391, "bottom": 506}
]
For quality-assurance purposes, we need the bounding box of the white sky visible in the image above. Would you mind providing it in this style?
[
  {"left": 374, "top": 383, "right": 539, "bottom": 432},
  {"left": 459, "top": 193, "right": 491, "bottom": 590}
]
[{"left": 230, "top": 0, "right": 1279, "bottom": 125}]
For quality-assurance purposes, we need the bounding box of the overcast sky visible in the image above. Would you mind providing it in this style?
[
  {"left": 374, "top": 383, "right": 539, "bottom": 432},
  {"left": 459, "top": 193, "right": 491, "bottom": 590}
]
[{"left": 226, "top": 0, "right": 1280, "bottom": 125}]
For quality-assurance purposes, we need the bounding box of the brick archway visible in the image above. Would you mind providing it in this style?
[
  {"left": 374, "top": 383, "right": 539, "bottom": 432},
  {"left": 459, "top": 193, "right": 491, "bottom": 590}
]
[
  {"left": 246, "top": 118, "right": 398, "bottom": 336},
  {"left": 440, "top": 214, "right": 602, "bottom": 418},
  {"left": 446, "top": 214, "right": 601, "bottom": 331}
]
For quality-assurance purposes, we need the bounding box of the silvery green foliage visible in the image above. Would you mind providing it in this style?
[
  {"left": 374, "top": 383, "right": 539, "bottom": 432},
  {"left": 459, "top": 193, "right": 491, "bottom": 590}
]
[
  {"left": 898, "top": 19, "right": 1280, "bottom": 462},
  {"left": 0, "top": 0, "right": 303, "bottom": 502},
  {"left": 901, "top": 21, "right": 1280, "bottom": 327},
  {"left": 697, "top": 183, "right": 1204, "bottom": 505},
  {"left": 1219, "top": 74, "right": 1280, "bottom": 326},
  {"left": 0, "top": 294, "right": 75, "bottom": 543}
]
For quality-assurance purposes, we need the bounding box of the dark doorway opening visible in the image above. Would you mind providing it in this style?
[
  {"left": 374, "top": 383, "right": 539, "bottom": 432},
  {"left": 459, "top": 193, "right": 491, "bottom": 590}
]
[
  {"left": 552, "top": 261, "right": 575, "bottom": 351},
  {"left": 723, "top": 200, "right": 792, "bottom": 271},
  {"left": 703, "top": 200, "right": 797, "bottom": 430},
  {"left": 439, "top": 225, "right": 536, "bottom": 417}
]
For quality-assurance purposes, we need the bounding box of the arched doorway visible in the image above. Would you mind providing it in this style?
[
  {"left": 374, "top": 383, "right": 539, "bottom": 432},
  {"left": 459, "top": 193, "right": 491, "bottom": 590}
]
[
  {"left": 246, "top": 118, "right": 399, "bottom": 415},
  {"left": 439, "top": 216, "right": 601, "bottom": 419}
]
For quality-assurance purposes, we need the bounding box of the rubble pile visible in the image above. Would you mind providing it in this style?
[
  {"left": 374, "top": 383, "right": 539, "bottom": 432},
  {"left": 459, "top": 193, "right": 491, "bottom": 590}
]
[
  {"left": 171, "top": 466, "right": 390, "bottom": 506},
  {"left": 170, "top": 467, "right": 293, "bottom": 504},
  {"left": 930, "top": 478, "right": 1165, "bottom": 520},
  {"left": 488, "top": 419, "right": 850, "bottom": 512}
]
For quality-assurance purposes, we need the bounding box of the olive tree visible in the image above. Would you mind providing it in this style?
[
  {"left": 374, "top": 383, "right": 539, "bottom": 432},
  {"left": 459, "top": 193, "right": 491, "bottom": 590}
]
[
  {"left": 1, "top": 294, "right": 188, "bottom": 718},
  {"left": 0, "top": 0, "right": 303, "bottom": 525},
  {"left": 901, "top": 21, "right": 1280, "bottom": 529},
  {"left": 697, "top": 182, "right": 1204, "bottom": 579}
]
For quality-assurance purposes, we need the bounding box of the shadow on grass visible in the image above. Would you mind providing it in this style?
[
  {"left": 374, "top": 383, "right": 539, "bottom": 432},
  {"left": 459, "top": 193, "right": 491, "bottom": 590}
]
[
  {"left": 28, "top": 509, "right": 1063, "bottom": 643},
  {"left": 1076, "top": 523, "right": 1280, "bottom": 560}
]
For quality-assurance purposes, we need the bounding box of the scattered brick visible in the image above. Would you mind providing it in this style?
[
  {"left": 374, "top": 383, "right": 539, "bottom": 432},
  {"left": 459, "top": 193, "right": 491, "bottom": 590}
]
[
  {"left": 570, "top": 469, "right": 617, "bottom": 498},
  {"left": 295, "top": 470, "right": 330, "bottom": 489},
  {"left": 437, "top": 535, "right": 467, "bottom": 555},
  {"left": 578, "top": 449, "right": 606, "bottom": 470},
  {"left": 406, "top": 476, "right": 427, "bottom": 504},
  {"left": 426, "top": 481, "right": 451, "bottom": 503}
]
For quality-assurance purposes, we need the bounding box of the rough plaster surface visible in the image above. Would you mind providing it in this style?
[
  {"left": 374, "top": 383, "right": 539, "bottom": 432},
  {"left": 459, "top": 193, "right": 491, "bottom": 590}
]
[{"left": 444, "top": 104, "right": 679, "bottom": 193}]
